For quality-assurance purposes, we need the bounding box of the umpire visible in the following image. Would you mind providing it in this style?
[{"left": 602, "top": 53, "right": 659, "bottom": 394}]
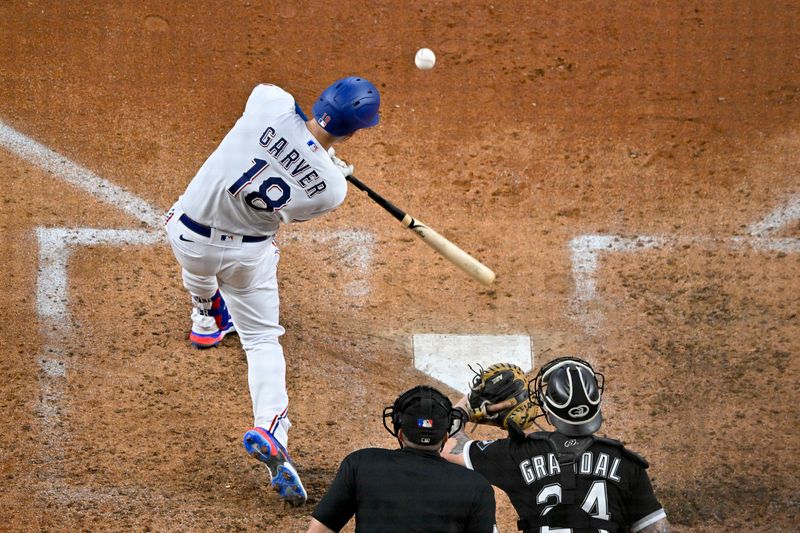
[
  {"left": 306, "top": 385, "right": 497, "bottom": 533},
  {"left": 442, "top": 357, "right": 670, "bottom": 533}
]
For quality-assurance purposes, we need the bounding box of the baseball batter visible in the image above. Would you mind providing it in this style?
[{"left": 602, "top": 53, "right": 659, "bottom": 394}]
[{"left": 164, "top": 76, "right": 381, "bottom": 506}]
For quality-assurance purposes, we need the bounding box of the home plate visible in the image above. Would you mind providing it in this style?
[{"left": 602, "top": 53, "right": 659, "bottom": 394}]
[{"left": 413, "top": 334, "right": 533, "bottom": 393}]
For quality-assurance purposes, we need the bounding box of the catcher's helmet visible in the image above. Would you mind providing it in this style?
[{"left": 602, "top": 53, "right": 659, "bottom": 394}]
[
  {"left": 531, "top": 357, "right": 605, "bottom": 437},
  {"left": 312, "top": 76, "right": 381, "bottom": 137},
  {"left": 383, "top": 386, "right": 465, "bottom": 446}
]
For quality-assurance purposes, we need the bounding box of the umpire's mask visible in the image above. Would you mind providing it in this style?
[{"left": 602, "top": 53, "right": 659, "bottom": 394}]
[
  {"left": 382, "top": 386, "right": 465, "bottom": 447},
  {"left": 531, "top": 357, "right": 605, "bottom": 437}
]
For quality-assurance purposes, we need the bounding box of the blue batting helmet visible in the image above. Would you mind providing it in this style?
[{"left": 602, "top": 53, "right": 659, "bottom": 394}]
[{"left": 312, "top": 76, "right": 381, "bottom": 137}]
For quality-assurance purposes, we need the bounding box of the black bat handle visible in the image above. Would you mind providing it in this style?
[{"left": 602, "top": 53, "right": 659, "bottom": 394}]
[{"left": 345, "top": 175, "right": 407, "bottom": 223}]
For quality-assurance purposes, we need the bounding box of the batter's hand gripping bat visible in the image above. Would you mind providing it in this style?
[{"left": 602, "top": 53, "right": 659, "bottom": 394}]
[{"left": 346, "top": 174, "right": 496, "bottom": 285}]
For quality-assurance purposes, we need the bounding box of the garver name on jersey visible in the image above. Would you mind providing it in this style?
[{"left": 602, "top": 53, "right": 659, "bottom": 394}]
[
  {"left": 259, "top": 126, "right": 327, "bottom": 198},
  {"left": 519, "top": 451, "right": 622, "bottom": 485}
]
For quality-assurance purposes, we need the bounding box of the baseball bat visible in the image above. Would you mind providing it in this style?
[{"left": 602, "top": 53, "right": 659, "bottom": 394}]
[{"left": 346, "top": 174, "right": 496, "bottom": 285}]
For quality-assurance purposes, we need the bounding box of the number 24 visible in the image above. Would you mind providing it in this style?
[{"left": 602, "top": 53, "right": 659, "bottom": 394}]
[{"left": 537, "top": 480, "right": 610, "bottom": 533}]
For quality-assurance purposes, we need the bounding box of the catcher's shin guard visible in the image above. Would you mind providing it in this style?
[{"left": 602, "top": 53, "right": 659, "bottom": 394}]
[{"left": 243, "top": 427, "right": 307, "bottom": 506}]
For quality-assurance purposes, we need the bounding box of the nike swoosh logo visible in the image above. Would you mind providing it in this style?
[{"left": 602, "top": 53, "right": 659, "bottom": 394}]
[{"left": 179, "top": 234, "right": 195, "bottom": 242}]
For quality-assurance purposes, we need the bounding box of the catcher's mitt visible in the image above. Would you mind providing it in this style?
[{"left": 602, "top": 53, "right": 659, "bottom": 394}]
[{"left": 467, "top": 363, "right": 539, "bottom": 433}]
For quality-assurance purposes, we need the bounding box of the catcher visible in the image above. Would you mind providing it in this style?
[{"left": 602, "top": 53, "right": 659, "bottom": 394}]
[{"left": 442, "top": 359, "right": 670, "bottom": 533}]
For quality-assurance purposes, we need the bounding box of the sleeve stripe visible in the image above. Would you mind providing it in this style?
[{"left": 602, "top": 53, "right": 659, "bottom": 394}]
[
  {"left": 463, "top": 440, "right": 475, "bottom": 470},
  {"left": 632, "top": 509, "right": 667, "bottom": 532}
]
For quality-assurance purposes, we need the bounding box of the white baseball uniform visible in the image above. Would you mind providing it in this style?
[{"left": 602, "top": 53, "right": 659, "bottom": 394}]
[{"left": 165, "top": 83, "right": 346, "bottom": 447}]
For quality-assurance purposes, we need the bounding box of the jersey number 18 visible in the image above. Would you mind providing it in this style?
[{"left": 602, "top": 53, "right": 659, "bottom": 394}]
[{"left": 227, "top": 159, "right": 291, "bottom": 212}]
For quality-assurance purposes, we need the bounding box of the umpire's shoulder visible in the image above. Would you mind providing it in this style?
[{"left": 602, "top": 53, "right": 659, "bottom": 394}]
[
  {"left": 344, "top": 447, "right": 391, "bottom": 461},
  {"left": 440, "top": 453, "right": 494, "bottom": 485}
]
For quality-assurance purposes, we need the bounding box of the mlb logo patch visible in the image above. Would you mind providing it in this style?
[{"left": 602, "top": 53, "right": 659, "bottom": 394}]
[
  {"left": 307, "top": 139, "right": 318, "bottom": 152},
  {"left": 318, "top": 113, "right": 331, "bottom": 127},
  {"left": 417, "top": 418, "right": 434, "bottom": 428}
]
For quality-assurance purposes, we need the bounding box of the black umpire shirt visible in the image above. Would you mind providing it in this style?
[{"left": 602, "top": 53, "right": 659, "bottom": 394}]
[
  {"left": 465, "top": 433, "right": 667, "bottom": 532},
  {"left": 312, "top": 447, "right": 496, "bottom": 533}
]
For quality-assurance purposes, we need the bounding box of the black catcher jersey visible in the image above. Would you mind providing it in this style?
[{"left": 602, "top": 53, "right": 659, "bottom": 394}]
[{"left": 465, "top": 432, "right": 666, "bottom": 532}]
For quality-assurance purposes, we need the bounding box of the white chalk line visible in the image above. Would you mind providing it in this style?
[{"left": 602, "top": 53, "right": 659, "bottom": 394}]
[
  {"left": 747, "top": 193, "right": 800, "bottom": 237},
  {"left": 0, "top": 112, "right": 172, "bottom": 482},
  {"left": 2, "top": 119, "right": 168, "bottom": 452},
  {"left": 0, "top": 119, "right": 376, "bottom": 506},
  {"left": 570, "top": 195, "right": 800, "bottom": 331},
  {"left": 0, "top": 120, "right": 162, "bottom": 228},
  {"left": 34, "top": 228, "right": 162, "bottom": 471},
  {"left": 303, "top": 229, "right": 376, "bottom": 298},
  {"left": 36, "top": 227, "right": 163, "bottom": 322}
]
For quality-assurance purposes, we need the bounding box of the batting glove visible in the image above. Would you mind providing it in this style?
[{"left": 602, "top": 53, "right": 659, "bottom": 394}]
[{"left": 328, "top": 147, "right": 354, "bottom": 178}]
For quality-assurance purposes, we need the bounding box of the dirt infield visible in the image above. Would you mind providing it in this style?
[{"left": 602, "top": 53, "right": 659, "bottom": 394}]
[{"left": 1, "top": 1, "right": 798, "bottom": 531}]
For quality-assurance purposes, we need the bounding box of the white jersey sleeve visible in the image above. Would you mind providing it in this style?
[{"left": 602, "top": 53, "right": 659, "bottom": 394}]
[{"left": 179, "top": 83, "right": 347, "bottom": 236}]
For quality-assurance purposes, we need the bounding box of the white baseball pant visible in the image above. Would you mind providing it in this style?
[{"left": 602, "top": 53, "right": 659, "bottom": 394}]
[{"left": 164, "top": 202, "right": 291, "bottom": 447}]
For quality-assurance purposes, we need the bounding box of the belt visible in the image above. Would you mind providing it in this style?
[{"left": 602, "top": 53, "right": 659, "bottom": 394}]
[{"left": 179, "top": 214, "right": 270, "bottom": 243}]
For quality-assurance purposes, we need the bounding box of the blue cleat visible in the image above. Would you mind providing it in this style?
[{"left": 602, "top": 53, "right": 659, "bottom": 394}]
[{"left": 243, "top": 427, "right": 307, "bottom": 506}]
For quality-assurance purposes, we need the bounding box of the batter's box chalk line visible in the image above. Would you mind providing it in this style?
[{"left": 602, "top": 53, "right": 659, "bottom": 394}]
[
  {"left": 0, "top": 121, "right": 164, "bottom": 228},
  {"left": 570, "top": 194, "right": 800, "bottom": 333},
  {"left": 36, "top": 227, "right": 163, "bottom": 324},
  {"left": 286, "top": 228, "right": 376, "bottom": 299}
]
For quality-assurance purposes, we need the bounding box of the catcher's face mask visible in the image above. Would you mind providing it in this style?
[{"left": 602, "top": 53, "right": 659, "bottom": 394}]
[
  {"left": 382, "top": 386, "right": 465, "bottom": 446},
  {"left": 530, "top": 357, "right": 605, "bottom": 437}
]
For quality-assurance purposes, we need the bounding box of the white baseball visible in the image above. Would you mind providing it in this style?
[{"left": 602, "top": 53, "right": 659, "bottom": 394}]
[{"left": 415, "top": 48, "right": 436, "bottom": 70}]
